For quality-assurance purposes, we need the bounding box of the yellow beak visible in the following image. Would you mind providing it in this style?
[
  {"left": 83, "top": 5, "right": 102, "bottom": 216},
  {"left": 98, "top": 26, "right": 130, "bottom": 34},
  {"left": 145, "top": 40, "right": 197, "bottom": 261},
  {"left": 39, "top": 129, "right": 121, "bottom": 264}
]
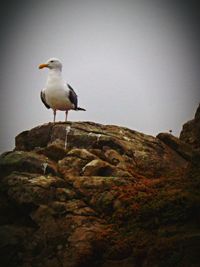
[{"left": 39, "top": 63, "right": 49, "bottom": 69}]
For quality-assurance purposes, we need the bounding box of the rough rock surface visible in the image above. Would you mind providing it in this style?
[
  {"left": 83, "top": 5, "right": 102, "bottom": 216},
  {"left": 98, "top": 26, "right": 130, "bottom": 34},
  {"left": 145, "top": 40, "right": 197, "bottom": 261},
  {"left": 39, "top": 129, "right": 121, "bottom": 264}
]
[
  {"left": 180, "top": 103, "right": 200, "bottom": 150},
  {"left": 0, "top": 118, "right": 200, "bottom": 267}
]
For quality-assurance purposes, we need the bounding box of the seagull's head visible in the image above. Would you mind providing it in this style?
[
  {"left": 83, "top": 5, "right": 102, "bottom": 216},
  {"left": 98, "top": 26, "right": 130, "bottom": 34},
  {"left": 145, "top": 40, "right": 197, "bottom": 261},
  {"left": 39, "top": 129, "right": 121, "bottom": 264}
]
[{"left": 39, "top": 58, "right": 62, "bottom": 71}]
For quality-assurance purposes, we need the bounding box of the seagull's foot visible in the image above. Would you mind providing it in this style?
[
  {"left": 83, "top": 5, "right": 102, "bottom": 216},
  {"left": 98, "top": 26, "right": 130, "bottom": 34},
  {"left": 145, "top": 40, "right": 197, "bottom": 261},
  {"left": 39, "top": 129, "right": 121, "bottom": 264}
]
[
  {"left": 65, "top": 111, "right": 68, "bottom": 122},
  {"left": 53, "top": 110, "right": 56, "bottom": 123}
]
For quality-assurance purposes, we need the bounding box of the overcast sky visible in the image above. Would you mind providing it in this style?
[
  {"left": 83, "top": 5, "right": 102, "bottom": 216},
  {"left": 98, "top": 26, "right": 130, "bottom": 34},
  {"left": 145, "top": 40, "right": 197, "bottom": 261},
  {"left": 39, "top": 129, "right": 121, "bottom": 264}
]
[{"left": 0, "top": 0, "right": 200, "bottom": 152}]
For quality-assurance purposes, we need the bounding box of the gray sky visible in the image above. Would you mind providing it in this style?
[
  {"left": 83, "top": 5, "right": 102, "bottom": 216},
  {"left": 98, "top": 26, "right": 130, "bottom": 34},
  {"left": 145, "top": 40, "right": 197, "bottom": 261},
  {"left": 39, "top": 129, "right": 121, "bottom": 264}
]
[{"left": 0, "top": 0, "right": 200, "bottom": 152}]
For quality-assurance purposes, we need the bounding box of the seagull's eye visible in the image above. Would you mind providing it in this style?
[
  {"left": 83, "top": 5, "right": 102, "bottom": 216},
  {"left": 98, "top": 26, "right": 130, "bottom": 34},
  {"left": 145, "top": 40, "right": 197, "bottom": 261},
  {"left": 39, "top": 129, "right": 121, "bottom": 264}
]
[{"left": 50, "top": 60, "right": 54, "bottom": 63}]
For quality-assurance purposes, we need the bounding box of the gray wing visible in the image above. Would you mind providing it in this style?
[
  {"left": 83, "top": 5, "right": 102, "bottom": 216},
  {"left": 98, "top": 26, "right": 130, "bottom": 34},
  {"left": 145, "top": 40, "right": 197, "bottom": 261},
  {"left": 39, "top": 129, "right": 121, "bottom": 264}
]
[
  {"left": 67, "top": 84, "right": 78, "bottom": 110},
  {"left": 40, "top": 90, "right": 50, "bottom": 109}
]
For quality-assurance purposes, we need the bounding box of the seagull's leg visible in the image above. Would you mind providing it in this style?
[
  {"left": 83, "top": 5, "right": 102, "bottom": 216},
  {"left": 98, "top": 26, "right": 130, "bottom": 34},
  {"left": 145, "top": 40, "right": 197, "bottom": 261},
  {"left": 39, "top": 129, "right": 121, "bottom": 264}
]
[
  {"left": 53, "top": 110, "right": 56, "bottom": 123},
  {"left": 65, "top": 110, "right": 68, "bottom": 122}
]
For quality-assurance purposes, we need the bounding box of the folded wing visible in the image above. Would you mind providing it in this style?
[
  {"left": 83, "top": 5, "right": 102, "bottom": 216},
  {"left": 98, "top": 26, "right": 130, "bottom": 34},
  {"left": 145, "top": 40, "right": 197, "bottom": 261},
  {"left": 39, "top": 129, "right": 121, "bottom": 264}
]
[
  {"left": 67, "top": 84, "right": 78, "bottom": 110},
  {"left": 40, "top": 90, "right": 50, "bottom": 109}
]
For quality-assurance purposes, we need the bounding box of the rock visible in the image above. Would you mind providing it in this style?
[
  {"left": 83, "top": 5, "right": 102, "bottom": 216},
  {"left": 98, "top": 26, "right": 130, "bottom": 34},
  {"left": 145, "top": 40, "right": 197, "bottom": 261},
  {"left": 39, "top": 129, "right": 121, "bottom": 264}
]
[
  {"left": 67, "top": 148, "right": 98, "bottom": 161},
  {"left": 0, "top": 151, "right": 57, "bottom": 176},
  {"left": 0, "top": 225, "right": 33, "bottom": 267},
  {"left": 0, "top": 118, "right": 200, "bottom": 267},
  {"left": 81, "top": 159, "right": 131, "bottom": 177},
  {"left": 180, "top": 103, "right": 200, "bottom": 150},
  {"left": 58, "top": 148, "right": 97, "bottom": 177},
  {"left": 15, "top": 123, "right": 53, "bottom": 151},
  {"left": 1, "top": 173, "right": 67, "bottom": 205},
  {"left": 157, "top": 132, "right": 198, "bottom": 161},
  {"left": 103, "top": 148, "right": 125, "bottom": 165},
  {"left": 38, "top": 139, "right": 68, "bottom": 161},
  {"left": 13, "top": 121, "right": 188, "bottom": 179}
]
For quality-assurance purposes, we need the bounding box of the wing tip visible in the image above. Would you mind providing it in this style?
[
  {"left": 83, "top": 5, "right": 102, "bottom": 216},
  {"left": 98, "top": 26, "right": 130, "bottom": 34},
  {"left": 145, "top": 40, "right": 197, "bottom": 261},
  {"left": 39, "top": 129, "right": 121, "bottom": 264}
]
[{"left": 76, "top": 107, "right": 86, "bottom": 111}]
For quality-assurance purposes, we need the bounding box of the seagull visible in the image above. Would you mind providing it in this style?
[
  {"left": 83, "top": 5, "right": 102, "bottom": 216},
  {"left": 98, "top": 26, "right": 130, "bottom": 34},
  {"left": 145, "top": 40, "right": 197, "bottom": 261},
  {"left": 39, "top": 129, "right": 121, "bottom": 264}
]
[{"left": 39, "top": 58, "right": 86, "bottom": 122}]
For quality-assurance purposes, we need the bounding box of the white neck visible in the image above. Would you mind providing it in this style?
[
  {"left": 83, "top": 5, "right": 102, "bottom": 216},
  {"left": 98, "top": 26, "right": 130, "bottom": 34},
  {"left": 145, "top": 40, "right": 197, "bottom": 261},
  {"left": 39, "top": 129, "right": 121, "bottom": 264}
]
[
  {"left": 46, "top": 69, "right": 64, "bottom": 89},
  {"left": 49, "top": 68, "right": 62, "bottom": 76},
  {"left": 47, "top": 68, "right": 62, "bottom": 80}
]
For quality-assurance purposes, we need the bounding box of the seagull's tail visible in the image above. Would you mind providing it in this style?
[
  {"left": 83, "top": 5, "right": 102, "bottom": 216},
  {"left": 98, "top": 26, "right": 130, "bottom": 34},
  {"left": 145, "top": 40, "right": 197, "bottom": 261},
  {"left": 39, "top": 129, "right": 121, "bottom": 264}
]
[{"left": 76, "top": 107, "right": 86, "bottom": 111}]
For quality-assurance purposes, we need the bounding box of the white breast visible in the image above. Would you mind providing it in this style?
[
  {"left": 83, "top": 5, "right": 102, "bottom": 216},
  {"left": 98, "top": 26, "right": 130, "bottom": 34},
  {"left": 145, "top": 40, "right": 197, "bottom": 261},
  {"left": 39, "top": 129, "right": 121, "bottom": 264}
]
[{"left": 44, "top": 71, "right": 74, "bottom": 111}]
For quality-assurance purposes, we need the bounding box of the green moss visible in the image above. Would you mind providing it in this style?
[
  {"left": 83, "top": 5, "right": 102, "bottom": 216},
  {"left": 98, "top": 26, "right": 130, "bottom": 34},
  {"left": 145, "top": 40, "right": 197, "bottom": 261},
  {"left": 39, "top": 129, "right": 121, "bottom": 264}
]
[{"left": 0, "top": 151, "right": 27, "bottom": 166}]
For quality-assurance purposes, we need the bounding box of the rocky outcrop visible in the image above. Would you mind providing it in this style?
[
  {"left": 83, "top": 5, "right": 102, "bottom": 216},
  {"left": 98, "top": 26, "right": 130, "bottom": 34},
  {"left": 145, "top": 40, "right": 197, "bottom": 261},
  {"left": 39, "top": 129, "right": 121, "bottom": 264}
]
[
  {"left": 180, "top": 103, "right": 200, "bottom": 150},
  {"left": 0, "top": 118, "right": 200, "bottom": 267}
]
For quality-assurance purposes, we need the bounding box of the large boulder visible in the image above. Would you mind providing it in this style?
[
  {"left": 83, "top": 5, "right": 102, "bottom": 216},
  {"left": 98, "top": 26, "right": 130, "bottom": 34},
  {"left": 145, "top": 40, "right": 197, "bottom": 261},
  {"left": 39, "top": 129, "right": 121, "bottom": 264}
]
[
  {"left": 0, "top": 120, "right": 200, "bottom": 267},
  {"left": 180, "top": 104, "right": 200, "bottom": 150}
]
